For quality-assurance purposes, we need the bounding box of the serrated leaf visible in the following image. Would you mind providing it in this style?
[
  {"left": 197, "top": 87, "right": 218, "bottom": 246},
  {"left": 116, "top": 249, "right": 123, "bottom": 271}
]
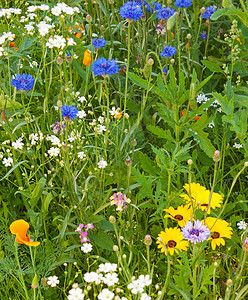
[
  {"left": 201, "top": 60, "right": 224, "bottom": 73},
  {"left": 189, "top": 128, "right": 215, "bottom": 157}
]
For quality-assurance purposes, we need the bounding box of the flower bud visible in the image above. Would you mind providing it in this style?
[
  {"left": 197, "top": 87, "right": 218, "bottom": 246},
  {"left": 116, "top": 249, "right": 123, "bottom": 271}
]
[
  {"left": 144, "top": 234, "right": 152, "bottom": 246},
  {"left": 125, "top": 157, "right": 132, "bottom": 167},
  {"left": 170, "top": 58, "right": 175, "bottom": 64},
  {"left": 57, "top": 56, "right": 63, "bottom": 65},
  {"left": 1, "top": 109, "right": 5, "bottom": 121},
  {"left": 187, "top": 33, "right": 192, "bottom": 40},
  {"left": 133, "top": 139, "right": 137, "bottom": 147},
  {"left": 167, "top": 12, "right": 177, "bottom": 31},
  {"left": 31, "top": 274, "right": 38, "bottom": 289},
  {"left": 86, "top": 14, "right": 92, "bottom": 23},
  {"left": 189, "top": 82, "right": 196, "bottom": 110},
  {"left": 57, "top": 100, "right": 62, "bottom": 107},
  {"left": 200, "top": 7, "right": 206, "bottom": 14},
  {"left": 226, "top": 279, "right": 233, "bottom": 287},
  {"left": 187, "top": 159, "right": 193, "bottom": 166},
  {"left": 113, "top": 245, "right": 119, "bottom": 251},
  {"left": 244, "top": 162, "right": 248, "bottom": 167},
  {"left": 222, "top": 0, "right": 234, "bottom": 9},
  {"left": 143, "top": 63, "right": 151, "bottom": 79},
  {"left": 148, "top": 58, "right": 154, "bottom": 66},
  {"left": 66, "top": 54, "right": 72, "bottom": 63},
  {"left": 213, "top": 150, "right": 220, "bottom": 163},
  {"left": 109, "top": 215, "right": 116, "bottom": 224},
  {"left": 243, "top": 237, "right": 248, "bottom": 251}
]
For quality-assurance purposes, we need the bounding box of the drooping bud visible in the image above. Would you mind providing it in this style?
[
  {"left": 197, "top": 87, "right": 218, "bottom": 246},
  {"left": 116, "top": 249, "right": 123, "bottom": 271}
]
[
  {"left": 189, "top": 82, "right": 197, "bottom": 110},
  {"left": 187, "top": 159, "right": 193, "bottom": 166},
  {"left": 143, "top": 63, "right": 151, "bottom": 79},
  {"left": 167, "top": 12, "right": 177, "bottom": 31},
  {"left": 31, "top": 274, "right": 38, "bottom": 289},
  {"left": 148, "top": 58, "right": 154, "bottom": 66},
  {"left": 213, "top": 150, "right": 220, "bottom": 163},
  {"left": 222, "top": 0, "right": 234, "bottom": 9},
  {"left": 226, "top": 279, "right": 233, "bottom": 287},
  {"left": 200, "top": 7, "right": 206, "bottom": 14}
]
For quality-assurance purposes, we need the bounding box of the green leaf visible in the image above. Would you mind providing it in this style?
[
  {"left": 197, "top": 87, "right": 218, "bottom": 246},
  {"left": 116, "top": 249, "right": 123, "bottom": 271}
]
[
  {"left": 201, "top": 60, "right": 224, "bottom": 73},
  {"left": 147, "top": 125, "right": 174, "bottom": 140},
  {"left": 71, "top": 60, "right": 86, "bottom": 81},
  {"left": 189, "top": 128, "right": 216, "bottom": 157},
  {"left": 90, "top": 232, "right": 114, "bottom": 251},
  {"left": 0, "top": 160, "right": 28, "bottom": 181}
]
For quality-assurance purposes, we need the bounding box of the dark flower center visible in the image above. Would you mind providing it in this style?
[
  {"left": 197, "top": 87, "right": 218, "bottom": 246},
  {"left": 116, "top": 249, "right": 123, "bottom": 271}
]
[
  {"left": 211, "top": 232, "right": 220, "bottom": 239},
  {"left": 201, "top": 204, "right": 208, "bottom": 207},
  {"left": 189, "top": 228, "right": 200, "bottom": 236},
  {"left": 167, "top": 240, "right": 177, "bottom": 248},
  {"left": 174, "top": 214, "right": 183, "bottom": 221}
]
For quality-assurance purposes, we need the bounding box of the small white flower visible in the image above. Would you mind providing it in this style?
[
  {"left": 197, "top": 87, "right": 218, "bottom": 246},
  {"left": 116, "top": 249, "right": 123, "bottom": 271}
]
[
  {"left": 12, "top": 139, "right": 24, "bottom": 150},
  {"left": 97, "top": 288, "right": 114, "bottom": 300},
  {"left": 2, "top": 157, "right": 13, "bottom": 167},
  {"left": 78, "top": 96, "right": 86, "bottom": 103},
  {"left": 138, "top": 275, "right": 152, "bottom": 286},
  {"left": 97, "top": 159, "right": 107, "bottom": 169},
  {"left": 78, "top": 151, "right": 86, "bottom": 159},
  {"left": 141, "top": 293, "right": 151, "bottom": 300},
  {"left": 83, "top": 272, "right": 99, "bottom": 283},
  {"left": 48, "top": 147, "right": 60, "bottom": 157},
  {"left": 233, "top": 143, "right": 243, "bottom": 149},
  {"left": 81, "top": 243, "right": 92, "bottom": 253},
  {"left": 98, "top": 263, "right": 117, "bottom": 273},
  {"left": 127, "top": 280, "right": 144, "bottom": 294},
  {"left": 77, "top": 110, "right": 87, "bottom": 118},
  {"left": 102, "top": 273, "right": 119, "bottom": 286},
  {"left": 47, "top": 276, "right": 59, "bottom": 287},
  {"left": 68, "top": 287, "right": 84, "bottom": 300},
  {"left": 208, "top": 121, "right": 215, "bottom": 128},
  {"left": 237, "top": 221, "right": 247, "bottom": 230},
  {"left": 67, "top": 37, "right": 76, "bottom": 46}
]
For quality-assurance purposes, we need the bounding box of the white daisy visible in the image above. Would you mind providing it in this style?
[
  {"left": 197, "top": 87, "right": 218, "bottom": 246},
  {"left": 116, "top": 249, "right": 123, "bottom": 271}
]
[{"left": 47, "top": 276, "right": 59, "bottom": 287}]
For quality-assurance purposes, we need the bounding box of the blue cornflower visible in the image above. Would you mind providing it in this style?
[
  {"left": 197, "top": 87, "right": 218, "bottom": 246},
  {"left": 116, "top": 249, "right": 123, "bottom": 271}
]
[
  {"left": 91, "top": 57, "right": 120, "bottom": 77},
  {"left": 182, "top": 220, "right": 210, "bottom": 244},
  {"left": 160, "top": 45, "right": 177, "bottom": 58},
  {"left": 61, "top": 105, "right": 78, "bottom": 120},
  {"left": 92, "top": 38, "right": 106, "bottom": 49},
  {"left": 119, "top": 1, "right": 143, "bottom": 21},
  {"left": 202, "top": 6, "right": 216, "bottom": 19},
  {"left": 174, "top": 0, "right": 192, "bottom": 8},
  {"left": 163, "top": 68, "right": 167, "bottom": 75},
  {"left": 11, "top": 73, "right": 35, "bottom": 92},
  {"left": 201, "top": 31, "right": 207, "bottom": 40},
  {"left": 156, "top": 6, "right": 176, "bottom": 20}
]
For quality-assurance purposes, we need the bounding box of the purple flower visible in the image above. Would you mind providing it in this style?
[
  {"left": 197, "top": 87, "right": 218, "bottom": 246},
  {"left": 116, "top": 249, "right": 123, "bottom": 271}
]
[
  {"left": 245, "top": 237, "right": 248, "bottom": 245},
  {"left": 202, "top": 6, "right": 216, "bottom": 19},
  {"left": 174, "top": 0, "right": 191, "bottom": 8},
  {"left": 201, "top": 31, "right": 207, "bottom": 40},
  {"left": 51, "top": 121, "right": 65, "bottom": 134},
  {"left": 119, "top": 1, "right": 143, "bottom": 21},
  {"left": 11, "top": 73, "right": 35, "bottom": 92},
  {"left": 160, "top": 45, "right": 177, "bottom": 58},
  {"left": 182, "top": 220, "right": 210, "bottom": 244},
  {"left": 156, "top": 6, "right": 176, "bottom": 20},
  {"left": 92, "top": 38, "right": 106, "bottom": 49},
  {"left": 61, "top": 105, "right": 78, "bottom": 120},
  {"left": 81, "top": 231, "right": 90, "bottom": 243},
  {"left": 91, "top": 57, "right": 120, "bottom": 77}
]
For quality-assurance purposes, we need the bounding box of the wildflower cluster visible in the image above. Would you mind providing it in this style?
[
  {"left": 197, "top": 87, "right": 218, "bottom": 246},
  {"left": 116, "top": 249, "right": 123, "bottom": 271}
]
[
  {"left": 110, "top": 192, "right": 131, "bottom": 211},
  {"left": 157, "top": 182, "right": 233, "bottom": 255},
  {"left": 75, "top": 223, "right": 94, "bottom": 243}
]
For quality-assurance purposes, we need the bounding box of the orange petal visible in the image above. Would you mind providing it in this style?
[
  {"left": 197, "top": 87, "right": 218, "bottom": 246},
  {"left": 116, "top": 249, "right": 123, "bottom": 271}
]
[
  {"left": 23, "top": 241, "right": 40, "bottom": 247},
  {"left": 10, "top": 219, "right": 29, "bottom": 240}
]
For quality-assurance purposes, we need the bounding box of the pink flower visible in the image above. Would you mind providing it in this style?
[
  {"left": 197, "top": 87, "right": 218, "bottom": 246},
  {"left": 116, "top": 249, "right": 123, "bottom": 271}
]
[
  {"left": 85, "top": 223, "right": 94, "bottom": 231},
  {"left": 75, "top": 223, "right": 84, "bottom": 232},
  {"left": 110, "top": 192, "right": 131, "bottom": 211},
  {"left": 81, "top": 231, "right": 90, "bottom": 243}
]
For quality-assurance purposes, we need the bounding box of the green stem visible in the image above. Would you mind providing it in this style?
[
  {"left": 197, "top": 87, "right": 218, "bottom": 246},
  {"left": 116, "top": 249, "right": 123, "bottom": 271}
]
[{"left": 14, "top": 242, "right": 29, "bottom": 299}]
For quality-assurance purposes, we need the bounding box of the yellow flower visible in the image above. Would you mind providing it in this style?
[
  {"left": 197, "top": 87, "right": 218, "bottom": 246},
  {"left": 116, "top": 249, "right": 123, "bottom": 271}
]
[
  {"left": 205, "top": 217, "right": 233, "bottom": 250},
  {"left": 164, "top": 204, "right": 193, "bottom": 227},
  {"left": 10, "top": 219, "right": 40, "bottom": 247},
  {"left": 180, "top": 183, "right": 223, "bottom": 214},
  {"left": 157, "top": 228, "right": 189, "bottom": 255},
  {"left": 83, "top": 50, "right": 91, "bottom": 66}
]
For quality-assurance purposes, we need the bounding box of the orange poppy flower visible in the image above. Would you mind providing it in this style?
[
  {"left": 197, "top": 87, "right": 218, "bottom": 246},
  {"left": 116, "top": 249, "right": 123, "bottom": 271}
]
[
  {"left": 68, "top": 22, "right": 84, "bottom": 39},
  {"left": 194, "top": 116, "right": 200, "bottom": 122},
  {"left": 10, "top": 219, "right": 40, "bottom": 247},
  {"left": 83, "top": 49, "right": 91, "bottom": 66},
  {"left": 171, "top": 32, "right": 175, "bottom": 39}
]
